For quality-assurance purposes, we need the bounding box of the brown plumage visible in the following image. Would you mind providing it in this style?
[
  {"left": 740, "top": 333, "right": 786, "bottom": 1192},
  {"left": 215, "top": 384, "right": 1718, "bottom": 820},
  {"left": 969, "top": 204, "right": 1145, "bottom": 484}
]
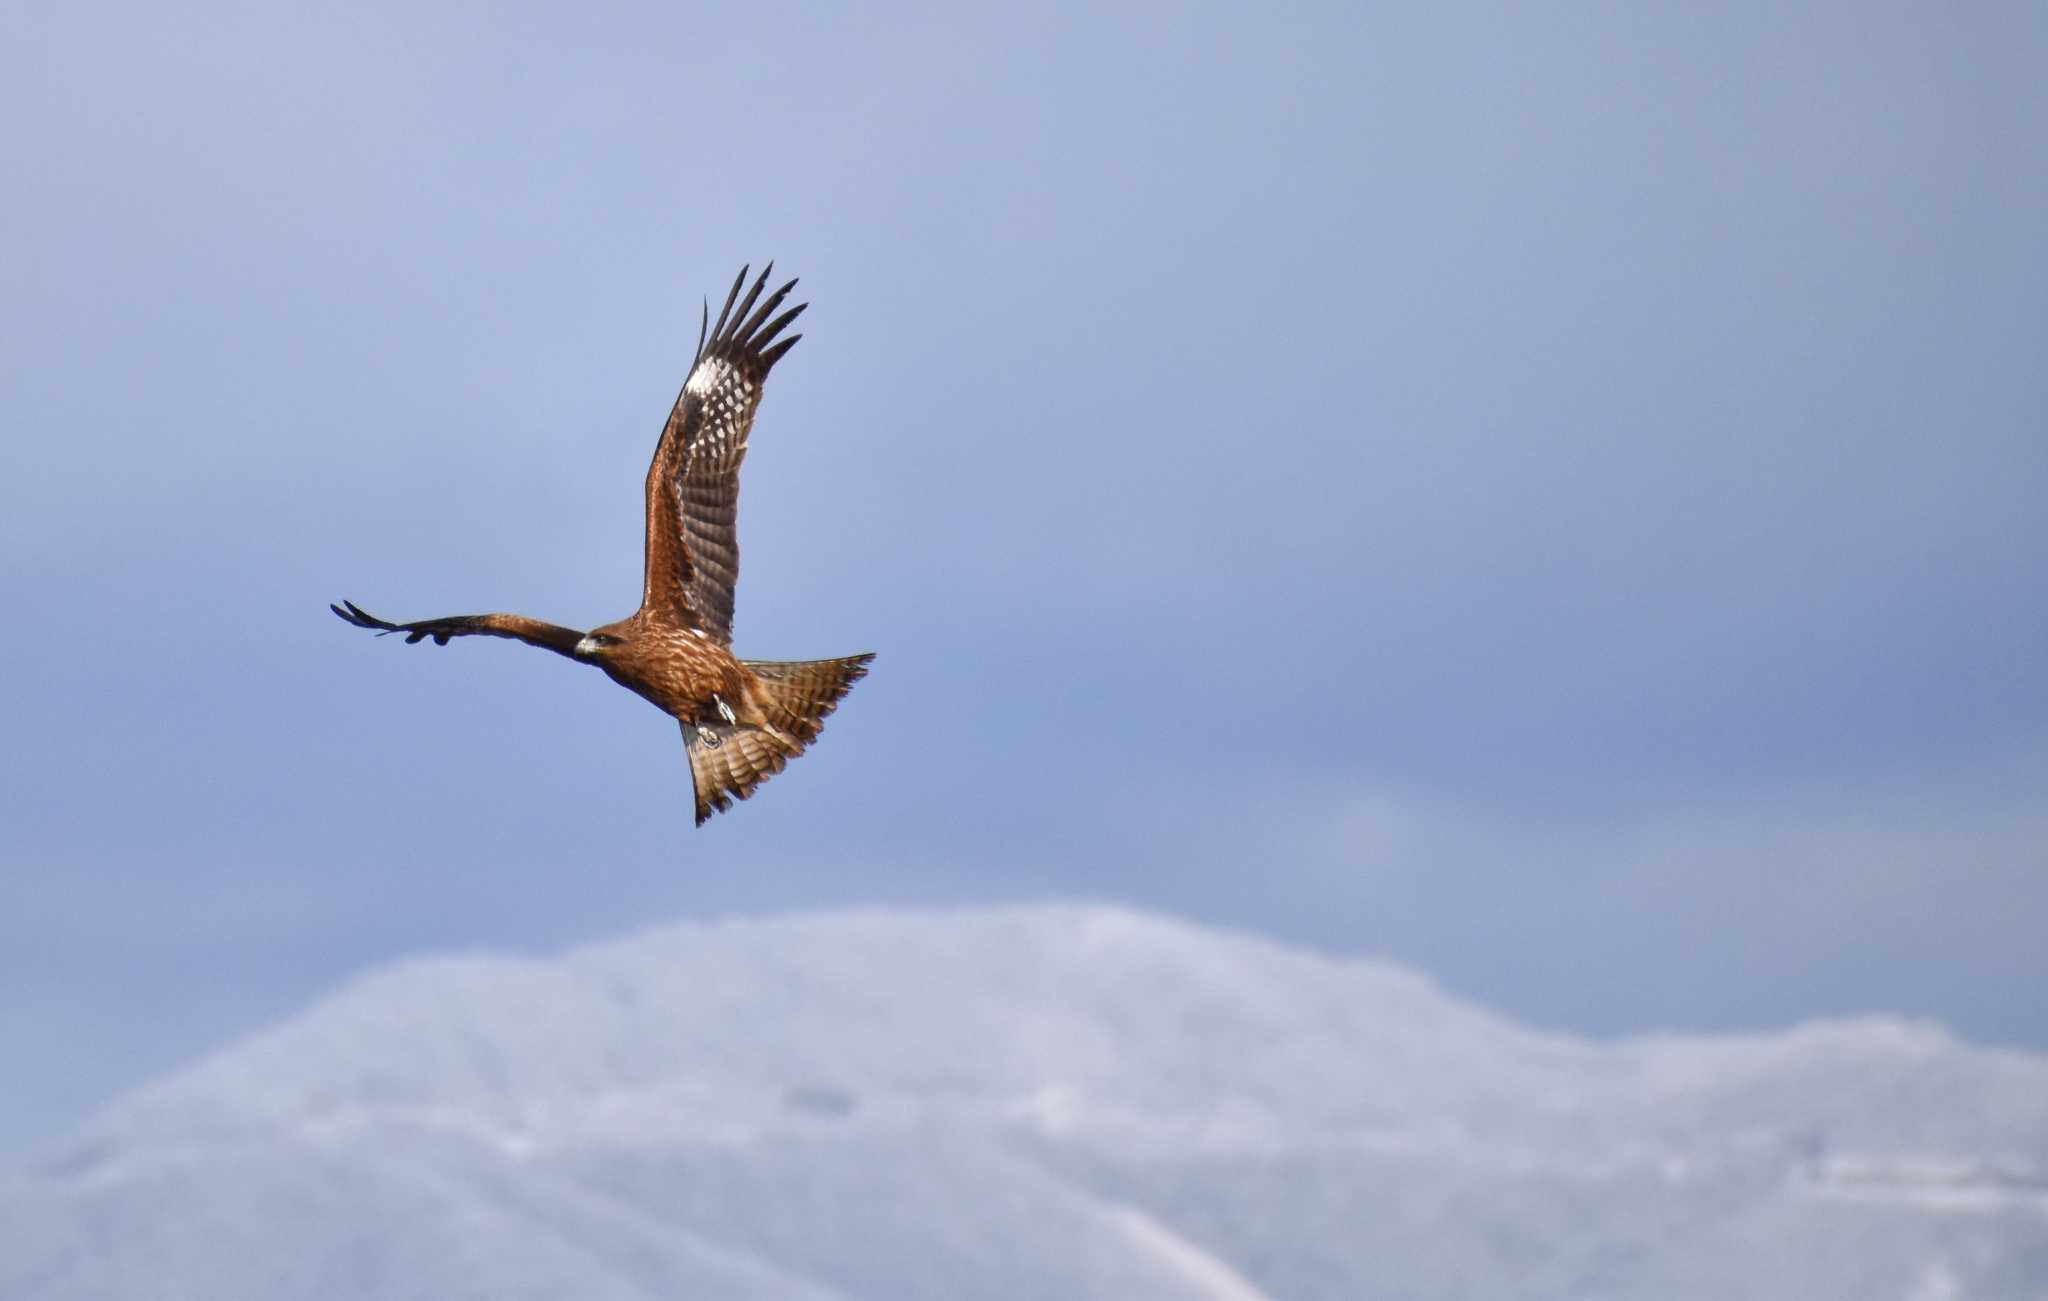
[{"left": 333, "top": 265, "right": 873, "bottom": 825}]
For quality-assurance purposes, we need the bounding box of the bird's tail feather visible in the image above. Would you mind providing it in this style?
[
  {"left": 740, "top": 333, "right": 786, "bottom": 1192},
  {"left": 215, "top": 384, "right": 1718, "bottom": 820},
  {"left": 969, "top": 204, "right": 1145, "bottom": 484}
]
[
  {"left": 743, "top": 653, "right": 875, "bottom": 745},
  {"left": 685, "top": 723, "right": 797, "bottom": 826},
  {"left": 685, "top": 653, "right": 874, "bottom": 825}
]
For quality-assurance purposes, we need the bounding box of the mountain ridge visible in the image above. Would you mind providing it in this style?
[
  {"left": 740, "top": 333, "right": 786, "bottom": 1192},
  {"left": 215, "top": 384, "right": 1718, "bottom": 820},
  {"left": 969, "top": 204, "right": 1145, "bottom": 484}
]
[{"left": 7, "top": 903, "right": 2045, "bottom": 1299}]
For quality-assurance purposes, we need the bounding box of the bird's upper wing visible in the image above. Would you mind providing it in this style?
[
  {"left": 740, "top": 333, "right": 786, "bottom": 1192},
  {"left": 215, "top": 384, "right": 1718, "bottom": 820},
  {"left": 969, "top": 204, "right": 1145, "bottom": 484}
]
[
  {"left": 331, "top": 601, "right": 584, "bottom": 659},
  {"left": 640, "top": 265, "right": 805, "bottom": 644}
]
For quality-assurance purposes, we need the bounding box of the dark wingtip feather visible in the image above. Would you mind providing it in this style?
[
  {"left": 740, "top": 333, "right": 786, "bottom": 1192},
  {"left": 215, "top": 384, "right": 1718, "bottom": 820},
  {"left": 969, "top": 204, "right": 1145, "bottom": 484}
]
[
  {"left": 708, "top": 265, "right": 748, "bottom": 345},
  {"left": 723, "top": 264, "right": 773, "bottom": 347},
  {"left": 333, "top": 600, "right": 408, "bottom": 636},
  {"left": 691, "top": 265, "right": 807, "bottom": 379},
  {"left": 736, "top": 280, "right": 796, "bottom": 346},
  {"left": 753, "top": 301, "right": 806, "bottom": 350}
]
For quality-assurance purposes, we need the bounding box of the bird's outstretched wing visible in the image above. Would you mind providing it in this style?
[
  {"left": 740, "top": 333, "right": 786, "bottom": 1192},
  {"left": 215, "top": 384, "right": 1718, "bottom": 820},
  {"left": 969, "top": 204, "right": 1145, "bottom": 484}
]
[
  {"left": 641, "top": 264, "right": 806, "bottom": 643},
  {"left": 330, "top": 600, "right": 584, "bottom": 659}
]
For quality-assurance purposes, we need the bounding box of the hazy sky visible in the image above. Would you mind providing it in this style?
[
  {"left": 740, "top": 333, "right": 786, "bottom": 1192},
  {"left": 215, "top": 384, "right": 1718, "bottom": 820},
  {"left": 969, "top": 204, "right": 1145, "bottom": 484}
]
[{"left": 3, "top": 1, "right": 2044, "bottom": 1161}]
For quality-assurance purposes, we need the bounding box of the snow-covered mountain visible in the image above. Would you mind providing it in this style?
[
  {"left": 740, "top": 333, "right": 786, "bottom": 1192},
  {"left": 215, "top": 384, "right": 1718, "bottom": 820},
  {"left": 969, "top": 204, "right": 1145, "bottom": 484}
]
[{"left": 5, "top": 905, "right": 2046, "bottom": 1299}]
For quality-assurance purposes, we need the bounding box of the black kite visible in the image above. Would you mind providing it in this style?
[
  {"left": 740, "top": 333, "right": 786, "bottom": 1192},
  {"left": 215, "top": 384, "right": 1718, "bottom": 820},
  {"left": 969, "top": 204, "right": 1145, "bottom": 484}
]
[{"left": 334, "top": 266, "right": 873, "bottom": 824}]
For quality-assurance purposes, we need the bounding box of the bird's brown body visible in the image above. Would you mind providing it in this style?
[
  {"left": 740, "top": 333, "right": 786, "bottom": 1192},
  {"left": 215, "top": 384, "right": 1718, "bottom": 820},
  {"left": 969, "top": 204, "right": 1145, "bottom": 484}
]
[
  {"left": 584, "top": 613, "right": 791, "bottom": 742},
  {"left": 334, "top": 265, "right": 872, "bottom": 824},
  {"left": 592, "top": 620, "right": 752, "bottom": 726}
]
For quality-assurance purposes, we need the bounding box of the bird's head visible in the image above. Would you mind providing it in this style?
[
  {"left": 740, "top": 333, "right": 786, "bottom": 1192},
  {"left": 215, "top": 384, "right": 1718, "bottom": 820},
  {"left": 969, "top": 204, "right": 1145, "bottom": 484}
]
[{"left": 574, "top": 627, "right": 628, "bottom": 660}]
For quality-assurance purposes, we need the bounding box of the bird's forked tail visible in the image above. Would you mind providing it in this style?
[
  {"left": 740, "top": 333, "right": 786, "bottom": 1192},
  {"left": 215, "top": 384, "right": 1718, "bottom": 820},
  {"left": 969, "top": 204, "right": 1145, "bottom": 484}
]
[
  {"left": 744, "top": 653, "right": 875, "bottom": 747},
  {"left": 684, "top": 653, "right": 875, "bottom": 825}
]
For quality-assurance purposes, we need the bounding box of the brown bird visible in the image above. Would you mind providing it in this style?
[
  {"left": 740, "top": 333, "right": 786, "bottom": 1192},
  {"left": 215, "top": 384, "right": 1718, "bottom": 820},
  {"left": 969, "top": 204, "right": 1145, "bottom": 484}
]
[{"left": 334, "top": 265, "right": 873, "bottom": 824}]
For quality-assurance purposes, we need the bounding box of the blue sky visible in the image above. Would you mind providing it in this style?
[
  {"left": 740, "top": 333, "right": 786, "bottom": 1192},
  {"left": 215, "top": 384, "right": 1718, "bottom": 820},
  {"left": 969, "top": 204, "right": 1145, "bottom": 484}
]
[{"left": 3, "top": 1, "right": 2044, "bottom": 1160}]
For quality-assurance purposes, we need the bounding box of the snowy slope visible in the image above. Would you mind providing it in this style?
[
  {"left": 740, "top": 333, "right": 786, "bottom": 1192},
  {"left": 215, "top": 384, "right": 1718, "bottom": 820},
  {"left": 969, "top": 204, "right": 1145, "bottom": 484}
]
[{"left": 4, "top": 906, "right": 2046, "bottom": 1299}]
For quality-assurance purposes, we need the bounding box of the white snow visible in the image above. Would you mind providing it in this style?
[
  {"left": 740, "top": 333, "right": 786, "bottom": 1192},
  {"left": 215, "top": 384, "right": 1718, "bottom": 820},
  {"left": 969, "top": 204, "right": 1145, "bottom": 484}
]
[
  {"left": 1104, "top": 1202, "right": 1275, "bottom": 1301},
  {"left": 3, "top": 904, "right": 2045, "bottom": 1299}
]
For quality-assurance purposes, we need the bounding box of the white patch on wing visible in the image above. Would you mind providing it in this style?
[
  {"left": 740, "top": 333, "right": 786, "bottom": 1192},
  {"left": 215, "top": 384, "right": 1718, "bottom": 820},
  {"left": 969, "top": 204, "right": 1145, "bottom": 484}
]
[{"left": 685, "top": 357, "right": 733, "bottom": 397}]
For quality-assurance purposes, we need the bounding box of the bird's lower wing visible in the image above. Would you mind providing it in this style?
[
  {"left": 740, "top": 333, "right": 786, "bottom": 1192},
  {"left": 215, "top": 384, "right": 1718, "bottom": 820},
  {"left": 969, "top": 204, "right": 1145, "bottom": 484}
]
[
  {"left": 683, "top": 721, "right": 799, "bottom": 825},
  {"left": 331, "top": 601, "right": 584, "bottom": 659}
]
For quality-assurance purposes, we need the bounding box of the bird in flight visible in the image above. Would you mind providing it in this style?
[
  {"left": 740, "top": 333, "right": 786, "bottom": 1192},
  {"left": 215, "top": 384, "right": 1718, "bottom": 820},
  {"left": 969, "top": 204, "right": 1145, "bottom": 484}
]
[{"left": 334, "top": 265, "right": 873, "bottom": 825}]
